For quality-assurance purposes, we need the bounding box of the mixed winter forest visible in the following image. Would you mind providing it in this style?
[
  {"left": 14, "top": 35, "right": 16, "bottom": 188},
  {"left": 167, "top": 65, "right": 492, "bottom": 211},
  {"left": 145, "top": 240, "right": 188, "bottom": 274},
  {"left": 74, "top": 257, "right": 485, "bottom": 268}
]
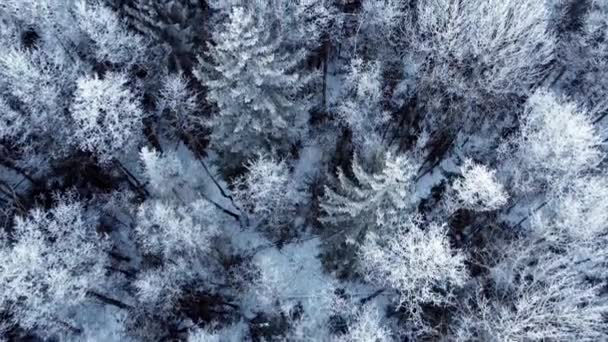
[{"left": 1, "top": 0, "right": 608, "bottom": 340}]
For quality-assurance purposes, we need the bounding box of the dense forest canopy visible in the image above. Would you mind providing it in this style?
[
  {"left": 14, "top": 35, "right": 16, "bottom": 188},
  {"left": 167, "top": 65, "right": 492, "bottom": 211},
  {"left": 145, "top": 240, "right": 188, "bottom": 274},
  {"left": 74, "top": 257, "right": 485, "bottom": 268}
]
[{"left": 0, "top": 0, "right": 607, "bottom": 341}]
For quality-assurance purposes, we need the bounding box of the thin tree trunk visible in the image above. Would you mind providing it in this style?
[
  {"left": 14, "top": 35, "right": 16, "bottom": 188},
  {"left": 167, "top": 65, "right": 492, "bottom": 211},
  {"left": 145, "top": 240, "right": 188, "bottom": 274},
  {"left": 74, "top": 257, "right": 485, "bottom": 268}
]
[
  {"left": 197, "top": 159, "right": 245, "bottom": 225},
  {"left": 359, "top": 288, "right": 385, "bottom": 304},
  {"left": 322, "top": 40, "right": 329, "bottom": 112},
  {"left": 513, "top": 201, "right": 548, "bottom": 229},
  {"left": 0, "top": 160, "right": 39, "bottom": 186},
  {"left": 198, "top": 191, "right": 241, "bottom": 221},
  {"left": 114, "top": 160, "right": 149, "bottom": 198},
  {"left": 87, "top": 291, "right": 132, "bottom": 310}
]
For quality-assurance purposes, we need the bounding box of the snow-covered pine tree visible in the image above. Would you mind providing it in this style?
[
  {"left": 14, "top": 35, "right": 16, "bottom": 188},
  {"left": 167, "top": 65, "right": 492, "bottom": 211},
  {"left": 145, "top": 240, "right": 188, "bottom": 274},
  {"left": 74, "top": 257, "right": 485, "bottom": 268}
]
[
  {"left": 0, "top": 199, "right": 110, "bottom": 339},
  {"left": 195, "top": 6, "right": 317, "bottom": 163},
  {"left": 0, "top": 47, "right": 76, "bottom": 159},
  {"left": 319, "top": 151, "right": 419, "bottom": 279},
  {"left": 75, "top": 1, "right": 147, "bottom": 68},
  {"left": 500, "top": 89, "right": 602, "bottom": 195},
  {"left": 321, "top": 152, "right": 418, "bottom": 240},
  {"left": 70, "top": 72, "right": 144, "bottom": 164},
  {"left": 361, "top": 216, "right": 467, "bottom": 320},
  {"left": 207, "top": 0, "right": 334, "bottom": 50},
  {"left": 233, "top": 154, "right": 305, "bottom": 238},
  {"left": 112, "top": 0, "right": 208, "bottom": 71},
  {"left": 452, "top": 159, "right": 508, "bottom": 212}
]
